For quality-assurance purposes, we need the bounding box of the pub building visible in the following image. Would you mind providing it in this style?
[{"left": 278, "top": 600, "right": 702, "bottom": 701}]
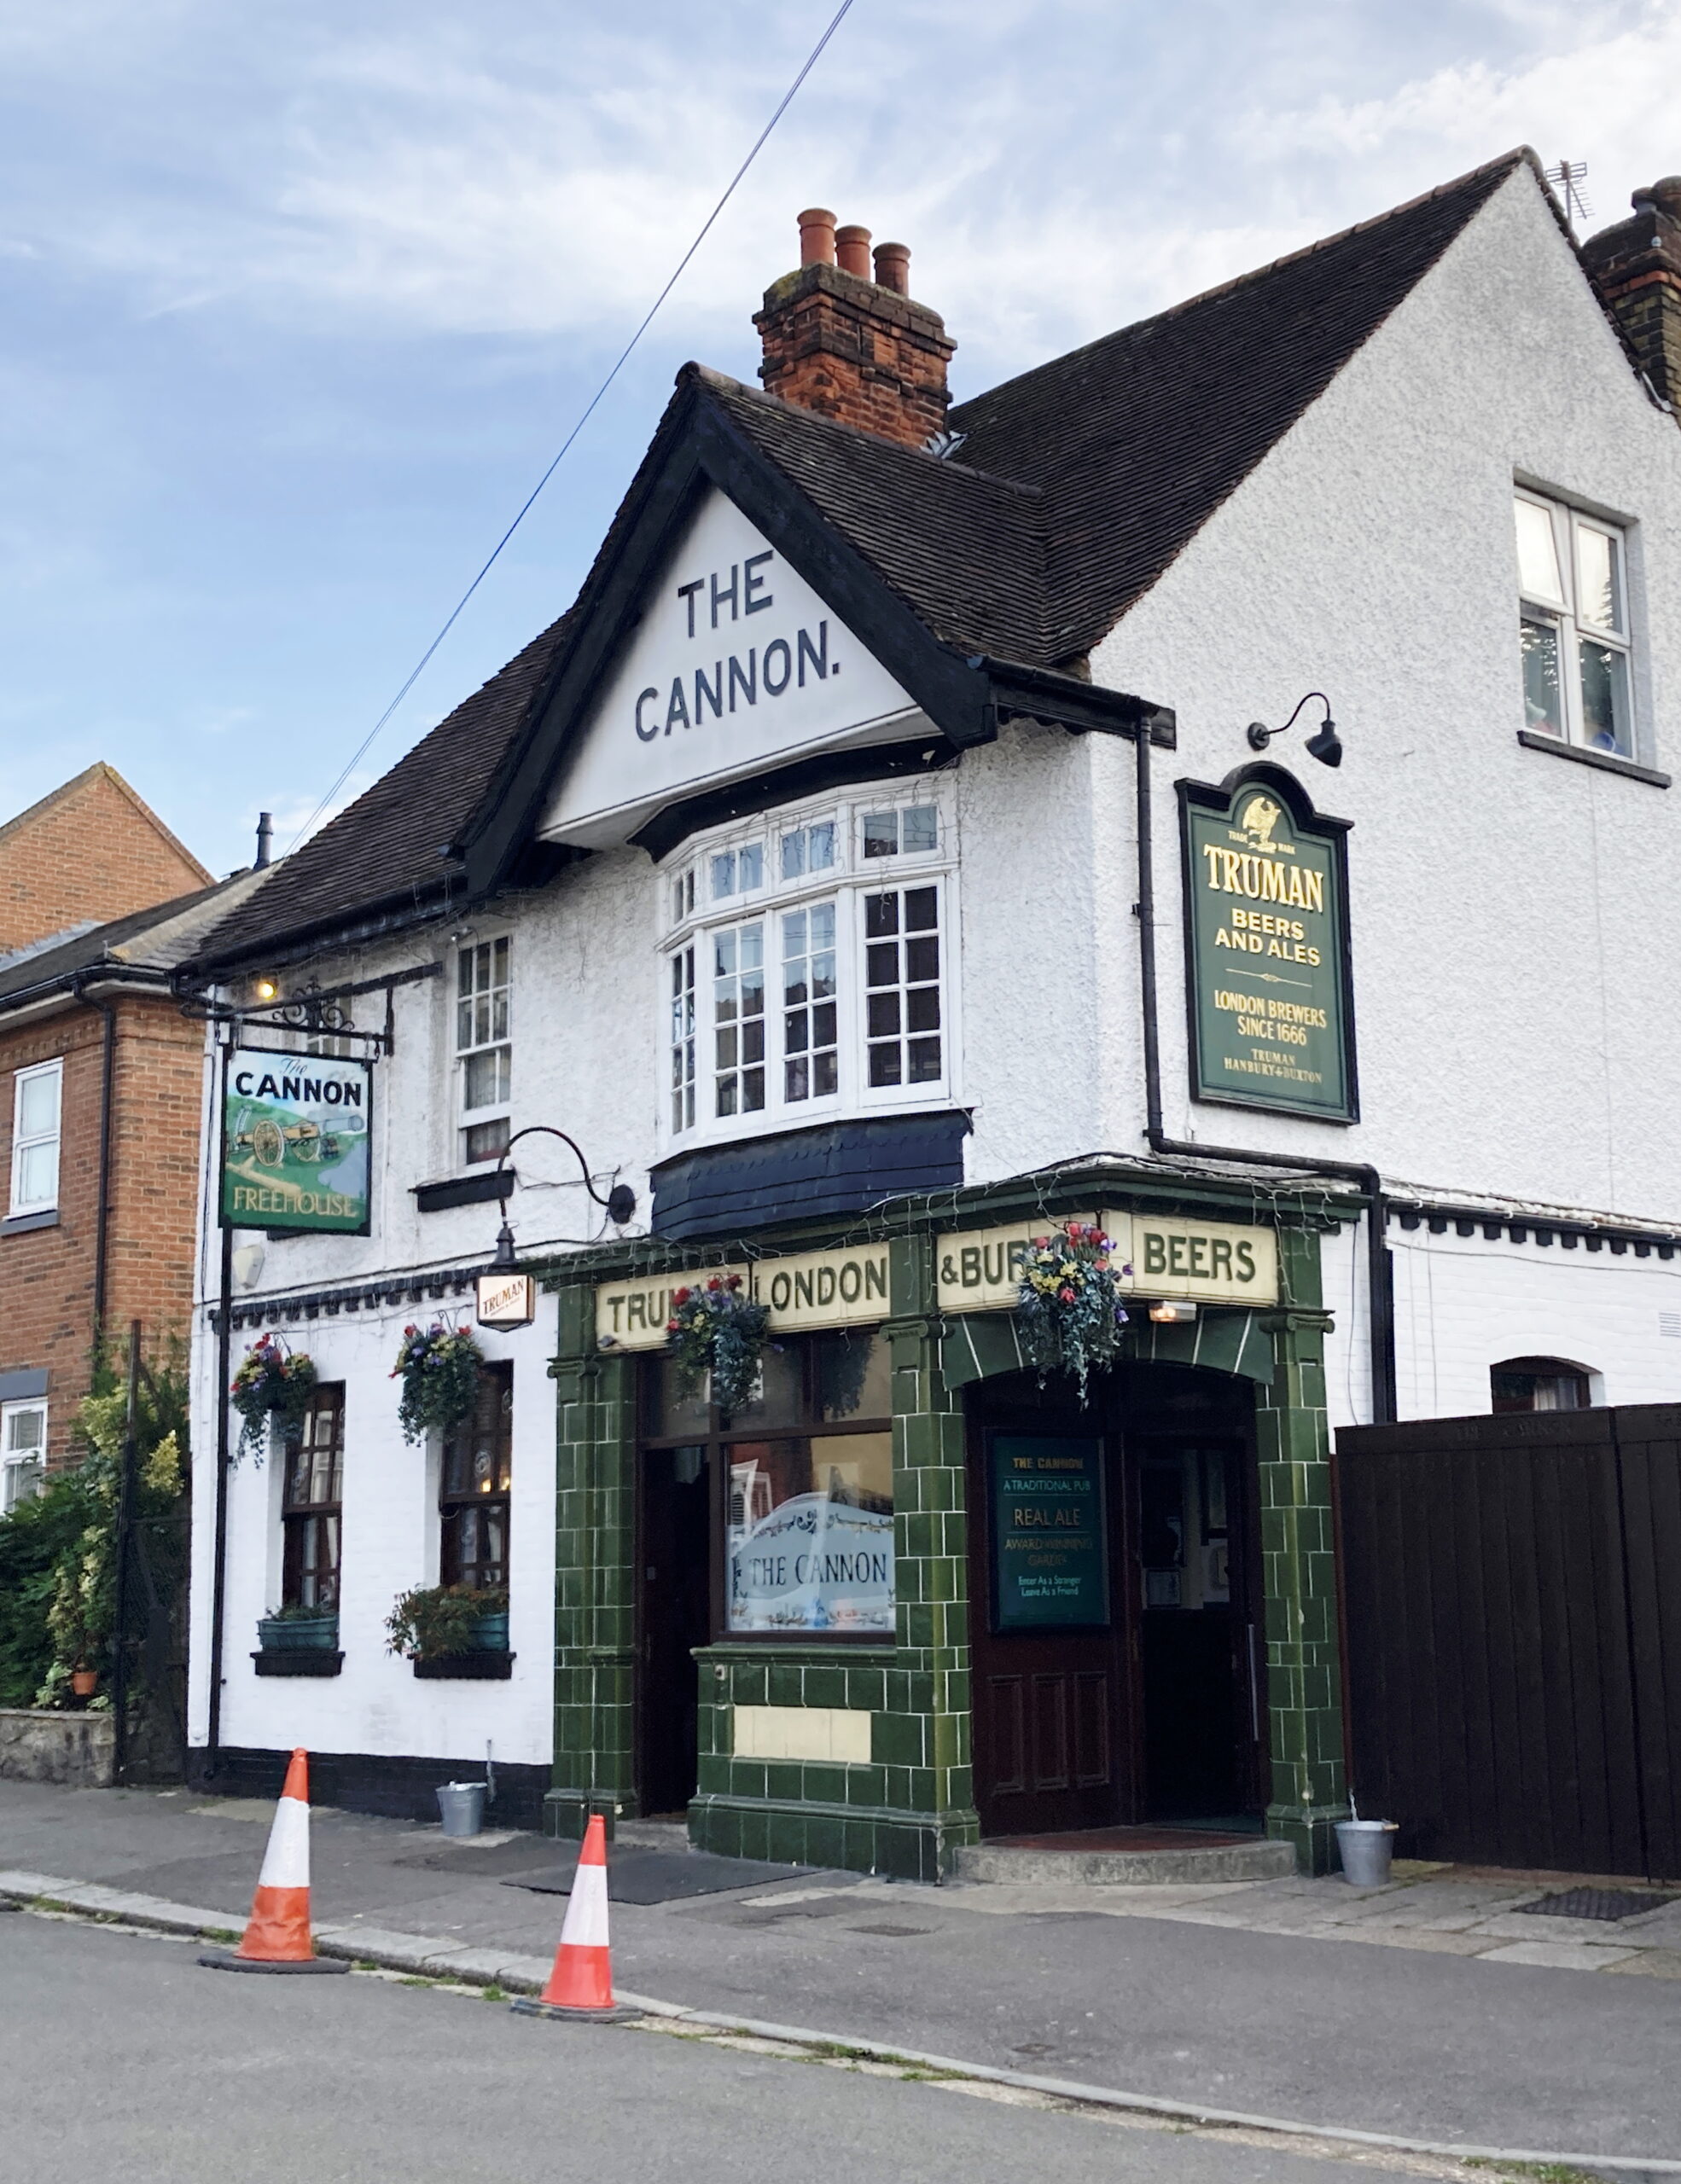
[{"left": 183, "top": 154, "right": 1681, "bottom": 1875}]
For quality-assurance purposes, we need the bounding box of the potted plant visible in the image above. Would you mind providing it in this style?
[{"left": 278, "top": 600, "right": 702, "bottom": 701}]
[
  {"left": 257, "top": 1601, "right": 340, "bottom": 1653},
  {"left": 667, "top": 1275, "right": 771, "bottom": 1417},
  {"left": 230, "top": 1335, "right": 317, "bottom": 1461},
  {"left": 392, "top": 1323, "right": 485, "bottom": 1444},
  {"left": 70, "top": 1664, "right": 98, "bottom": 1699},
  {"left": 385, "top": 1583, "right": 509, "bottom": 1663},
  {"left": 1016, "top": 1221, "right": 1132, "bottom": 1400}
]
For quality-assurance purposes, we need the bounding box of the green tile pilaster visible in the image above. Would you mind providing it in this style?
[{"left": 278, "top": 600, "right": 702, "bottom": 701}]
[
  {"left": 545, "top": 1279, "right": 637, "bottom": 1842},
  {"left": 1255, "top": 1224, "right": 1348, "bottom": 1874}
]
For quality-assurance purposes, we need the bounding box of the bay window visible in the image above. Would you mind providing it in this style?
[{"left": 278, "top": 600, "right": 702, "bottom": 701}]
[
  {"left": 1515, "top": 490, "right": 1635, "bottom": 757},
  {"left": 662, "top": 791, "right": 952, "bottom": 1147}
]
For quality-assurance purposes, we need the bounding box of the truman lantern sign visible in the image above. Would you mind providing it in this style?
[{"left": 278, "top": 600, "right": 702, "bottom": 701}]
[
  {"left": 222, "top": 1048, "right": 372, "bottom": 1234},
  {"left": 1179, "top": 771, "right": 1357, "bottom": 1122}
]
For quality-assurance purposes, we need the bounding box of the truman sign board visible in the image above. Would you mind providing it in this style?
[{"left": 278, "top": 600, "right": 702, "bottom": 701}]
[
  {"left": 1179, "top": 771, "right": 1357, "bottom": 1121},
  {"left": 222, "top": 1048, "right": 371, "bottom": 1234},
  {"left": 596, "top": 1244, "right": 891, "bottom": 1350},
  {"left": 541, "top": 492, "right": 919, "bottom": 850}
]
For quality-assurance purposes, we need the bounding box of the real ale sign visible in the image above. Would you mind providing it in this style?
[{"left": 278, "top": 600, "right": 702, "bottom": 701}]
[
  {"left": 222, "top": 1048, "right": 372, "bottom": 1234},
  {"left": 1178, "top": 770, "right": 1358, "bottom": 1122}
]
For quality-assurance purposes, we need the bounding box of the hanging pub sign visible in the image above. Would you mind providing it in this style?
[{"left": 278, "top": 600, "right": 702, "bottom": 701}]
[
  {"left": 222, "top": 1048, "right": 372, "bottom": 1234},
  {"left": 477, "top": 1271, "right": 535, "bottom": 1328},
  {"left": 1178, "top": 768, "right": 1358, "bottom": 1121}
]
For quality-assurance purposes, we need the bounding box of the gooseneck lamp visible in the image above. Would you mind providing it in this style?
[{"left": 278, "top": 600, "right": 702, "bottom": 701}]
[
  {"left": 1245, "top": 692, "right": 1343, "bottom": 768},
  {"left": 489, "top": 1124, "right": 636, "bottom": 1272}
]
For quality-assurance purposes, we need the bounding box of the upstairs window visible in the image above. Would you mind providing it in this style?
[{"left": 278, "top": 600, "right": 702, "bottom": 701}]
[
  {"left": 1515, "top": 491, "right": 1634, "bottom": 758},
  {"left": 9, "top": 1059, "right": 62, "bottom": 1216},
  {"left": 1, "top": 1399, "right": 46, "bottom": 1513},
  {"left": 663, "top": 789, "right": 953, "bottom": 1147},
  {"left": 457, "top": 938, "right": 511, "bottom": 1164}
]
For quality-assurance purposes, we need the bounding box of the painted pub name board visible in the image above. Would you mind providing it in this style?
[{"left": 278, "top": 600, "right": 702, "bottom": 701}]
[
  {"left": 935, "top": 1211, "right": 1278, "bottom": 1312},
  {"left": 1179, "top": 770, "right": 1357, "bottom": 1122},
  {"left": 597, "top": 1245, "right": 890, "bottom": 1350}
]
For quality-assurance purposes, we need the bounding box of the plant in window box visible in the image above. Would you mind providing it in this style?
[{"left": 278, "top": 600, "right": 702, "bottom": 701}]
[
  {"left": 384, "top": 1583, "right": 509, "bottom": 1662},
  {"left": 230, "top": 1335, "right": 317, "bottom": 1463},
  {"left": 392, "top": 1322, "right": 485, "bottom": 1444},
  {"left": 257, "top": 1601, "right": 340, "bottom": 1653},
  {"left": 667, "top": 1275, "right": 771, "bottom": 1419},
  {"left": 1016, "top": 1223, "right": 1132, "bottom": 1401}
]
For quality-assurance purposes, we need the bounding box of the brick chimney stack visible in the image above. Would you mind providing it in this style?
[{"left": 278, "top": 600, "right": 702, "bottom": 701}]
[
  {"left": 1581, "top": 177, "right": 1681, "bottom": 410},
  {"left": 755, "top": 210, "right": 955, "bottom": 450}
]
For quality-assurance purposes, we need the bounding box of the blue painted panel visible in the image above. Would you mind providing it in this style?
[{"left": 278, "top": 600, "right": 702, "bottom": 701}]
[{"left": 649, "top": 1112, "right": 969, "bottom": 1240}]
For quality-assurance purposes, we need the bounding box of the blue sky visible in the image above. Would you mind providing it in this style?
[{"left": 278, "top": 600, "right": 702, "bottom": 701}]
[{"left": 1, "top": 0, "right": 1676, "bottom": 874}]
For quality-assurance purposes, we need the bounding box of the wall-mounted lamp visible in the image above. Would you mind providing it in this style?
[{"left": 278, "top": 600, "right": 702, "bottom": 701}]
[
  {"left": 1147, "top": 1298, "right": 1199, "bottom": 1324},
  {"left": 487, "top": 1124, "right": 637, "bottom": 1278},
  {"left": 1245, "top": 692, "right": 1342, "bottom": 769}
]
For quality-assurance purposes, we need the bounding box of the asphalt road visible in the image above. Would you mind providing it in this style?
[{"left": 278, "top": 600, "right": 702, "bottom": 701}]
[{"left": 6, "top": 1913, "right": 1427, "bottom": 2184}]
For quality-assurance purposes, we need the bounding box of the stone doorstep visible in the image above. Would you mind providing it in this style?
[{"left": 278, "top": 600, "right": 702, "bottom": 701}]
[{"left": 953, "top": 1838, "right": 1297, "bottom": 1887}]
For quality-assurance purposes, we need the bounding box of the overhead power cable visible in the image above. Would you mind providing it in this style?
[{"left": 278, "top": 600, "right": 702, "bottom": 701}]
[{"left": 286, "top": 0, "right": 858, "bottom": 853}]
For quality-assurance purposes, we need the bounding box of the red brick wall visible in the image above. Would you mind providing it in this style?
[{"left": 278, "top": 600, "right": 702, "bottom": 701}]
[
  {"left": 0, "top": 991, "right": 207, "bottom": 1467},
  {"left": 0, "top": 766, "right": 212, "bottom": 955}
]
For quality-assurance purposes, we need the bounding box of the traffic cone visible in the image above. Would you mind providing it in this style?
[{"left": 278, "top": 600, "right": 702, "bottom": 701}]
[
  {"left": 200, "top": 1748, "right": 347, "bottom": 1976},
  {"left": 511, "top": 1814, "right": 635, "bottom": 2021}
]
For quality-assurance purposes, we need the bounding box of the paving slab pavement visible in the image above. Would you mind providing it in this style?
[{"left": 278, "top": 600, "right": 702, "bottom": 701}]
[{"left": 3, "top": 1780, "right": 1679, "bottom": 2161}]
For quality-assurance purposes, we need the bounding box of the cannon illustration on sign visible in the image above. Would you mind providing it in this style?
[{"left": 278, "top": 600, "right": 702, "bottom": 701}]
[{"left": 232, "top": 1107, "right": 365, "bottom": 1168}]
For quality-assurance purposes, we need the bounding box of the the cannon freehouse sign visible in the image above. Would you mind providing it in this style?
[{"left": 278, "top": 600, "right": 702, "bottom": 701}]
[{"left": 221, "top": 1048, "right": 372, "bottom": 1235}]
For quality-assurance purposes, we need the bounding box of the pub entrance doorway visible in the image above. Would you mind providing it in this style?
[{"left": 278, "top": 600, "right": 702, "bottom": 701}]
[
  {"left": 636, "top": 1443, "right": 712, "bottom": 1817},
  {"left": 966, "top": 1362, "right": 1266, "bottom": 1838}
]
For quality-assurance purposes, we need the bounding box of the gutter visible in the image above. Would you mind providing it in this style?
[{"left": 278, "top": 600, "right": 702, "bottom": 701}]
[{"left": 1132, "top": 729, "right": 1397, "bottom": 1421}]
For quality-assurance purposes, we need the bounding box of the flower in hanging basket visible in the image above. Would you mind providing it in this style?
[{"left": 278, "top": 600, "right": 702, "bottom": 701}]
[
  {"left": 666, "top": 1273, "right": 769, "bottom": 1417},
  {"left": 391, "top": 1321, "right": 486, "bottom": 1443},
  {"left": 1016, "top": 1222, "right": 1131, "bottom": 1401},
  {"left": 230, "top": 1335, "right": 317, "bottom": 1461}
]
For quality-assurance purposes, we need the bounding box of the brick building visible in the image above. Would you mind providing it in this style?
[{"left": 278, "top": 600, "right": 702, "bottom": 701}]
[{"left": 0, "top": 772, "right": 265, "bottom": 1499}]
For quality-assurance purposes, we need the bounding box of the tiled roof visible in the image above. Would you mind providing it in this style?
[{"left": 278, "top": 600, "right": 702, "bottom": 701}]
[
  {"left": 0, "top": 868, "right": 270, "bottom": 1008},
  {"left": 197, "top": 150, "right": 1533, "bottom": 968}
]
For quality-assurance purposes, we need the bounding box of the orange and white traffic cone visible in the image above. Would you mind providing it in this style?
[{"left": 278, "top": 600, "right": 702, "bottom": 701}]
[
  {"left": 512, "top": 1814, "right": 634, "bottom": 2021},
  {"left": 200, "top": 1748, "right": 347, "bottom": 1976}
]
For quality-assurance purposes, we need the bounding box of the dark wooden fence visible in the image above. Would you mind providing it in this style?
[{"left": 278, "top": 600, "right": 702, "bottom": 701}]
[{"left": 1335, "top": 1405, "right": 1681, "bottom": 1878}]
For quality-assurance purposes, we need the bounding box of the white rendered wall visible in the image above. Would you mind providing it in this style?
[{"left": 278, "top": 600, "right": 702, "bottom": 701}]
[{"left": 1089, "top": 166, "right": 1681, "bottom": 1228}]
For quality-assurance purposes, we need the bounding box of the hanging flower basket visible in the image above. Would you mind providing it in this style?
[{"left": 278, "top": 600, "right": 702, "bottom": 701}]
[
  {"left": 667, "top": 1275, "right": 771, "bottom": 1417},
  {"left": 1016, "top": 1222, "right": 1131, "bottom": 1401},
  {"left": 230, "top": 1335, "right": 317, "bottom": 1461},
  {"left": 392, "top": 1322, "right": 485, "bottom": 1444}
]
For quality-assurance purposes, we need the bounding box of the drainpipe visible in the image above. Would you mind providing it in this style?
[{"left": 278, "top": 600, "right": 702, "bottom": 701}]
[
  {"left": 73, "top": 979, "right": 119, "bottom": 1357},
  {"left": 205, "top": 1041, "right": 234, "bottom": 1780},
  {"left": 1132, "top": 731, "right": 1396, "bottom": 1423}
]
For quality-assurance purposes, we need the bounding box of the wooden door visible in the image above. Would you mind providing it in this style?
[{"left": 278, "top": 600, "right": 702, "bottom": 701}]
[
  {"left": 636, "top": 1445, "right": 712, "bottom": 1818},
  {"left": 967, "top": 1386, "right": 1134, "bottom": 1837}
]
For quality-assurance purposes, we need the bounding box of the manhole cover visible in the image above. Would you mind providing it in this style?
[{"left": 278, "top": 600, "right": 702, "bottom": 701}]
[{"left": 1519, "top": 1886, "right": 1674, "bottom": 1921}]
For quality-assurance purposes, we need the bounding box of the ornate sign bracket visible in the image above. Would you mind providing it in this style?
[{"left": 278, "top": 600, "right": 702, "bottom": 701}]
[{"left": 187, "top": 961, "right": 442, "bottom": 1057}]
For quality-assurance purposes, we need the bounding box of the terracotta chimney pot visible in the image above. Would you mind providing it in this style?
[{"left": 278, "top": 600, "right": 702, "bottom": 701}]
[
  {"left": 835, "top": 224, "right": 872, "bottom": 279},
  {"left": 798, "top": 208, "right": 837, "bottom": 267},
  {"left": 873, "top": 241, "right": 910, "bottom": 296}
]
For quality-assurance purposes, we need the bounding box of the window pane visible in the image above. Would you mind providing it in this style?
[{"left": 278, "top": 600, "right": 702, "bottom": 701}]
[
  {"left": 904, "top": 886, "right": 938, "bottom": 932},
  {"left": 1515, "top": 497, "right": 1562, "bottom": 602},
  {"left": 711, "top": 851, "right": 736, "bottom": 898},
  {"left": 726, "top": 1434, "right": 894, "bottom": 1633},
  {"left": 5, "top": 1406, "right": 44, "bottom": 1452},
  {"left": 1521, "top": 616, "right": 1563, "bottom": 736},
  {"left": 463, "top": 1048, "right": 509, "bottom": 1112},
  {"left": 816, "top": 1329, "right": 893, "bottom": 1421},
  {"left": 869, "top": 1043, "right": 903, "bottom": 1087},
  {"left": 864, "top": 893, "right": 899, "bottom": 938},
  {"left": 862, "top": 814, "right": 898, "bottom": 858},
  {"left": 1579, "top": 641, "right": 1632, "bottom": 754},
  {"left": 14, "top": 1141, "right": 57, "bottom": 1207},
  {"left": 731, "top": 1345, "right": 806, "bottom": 1429},
  {"left": 739, "top": 844, "right": 764, "bottom": 892},
  {"left": 465, "top": 1117, "right": 510, "bottom": 1163},
  {"left": 781, "top": 828, "right": 806, "bottom": 880},
  {"left": 808, "top": 822, "right": 835, "bottom": 870},
  {"left": 902, "top": 806, "right": 938, "bottom": 852},
  {"left": 17, "top": 1071, "right": 60, "bottom": 1136},
  {"left": 1576, "top": 524, "right": 1624, "bottom": 634}
]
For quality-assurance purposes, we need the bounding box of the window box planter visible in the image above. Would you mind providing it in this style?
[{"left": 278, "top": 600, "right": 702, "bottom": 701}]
[
  {"left": 257, "top": 1612, "right": 340, "bottom": 1653},
  {"left": 253, "top": 1649, "right": 344, "bottom": 1677},
  {"left": 412, "top": 1651, "right": 515, "bottom": 1681}
]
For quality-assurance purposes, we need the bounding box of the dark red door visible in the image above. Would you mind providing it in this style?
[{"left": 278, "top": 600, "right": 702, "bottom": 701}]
[{"left": 967, "top": 1385, "right": 1136, "bottom": 1836}]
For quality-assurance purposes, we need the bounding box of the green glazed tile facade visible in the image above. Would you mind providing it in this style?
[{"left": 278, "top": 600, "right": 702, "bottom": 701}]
[{"left": 541, "top": 1190, "right": 1349, "bottom": 1880}]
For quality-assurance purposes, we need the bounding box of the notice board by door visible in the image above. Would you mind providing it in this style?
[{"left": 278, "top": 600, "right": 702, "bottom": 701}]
[{"left": 1335, "top": 1404, "right": 1681, "bottom": 1878}]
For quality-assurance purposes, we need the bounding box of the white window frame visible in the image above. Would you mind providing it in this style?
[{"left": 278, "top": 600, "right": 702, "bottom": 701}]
[
  {"left": 660, "top": 785, "right": 958, "bottom": 1155},
  {"left": 455, "top": 937, "right": 512, "bottom": 1166},
  {"left": 1, "top": 1398, "right": 47, "bottom": 1513},
  {"left": 9, "top": 1058, "right": 63, "bottom": 1217},
  {"left": 1514, "top": 487, "right": 1637, "bottom": 758}
]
